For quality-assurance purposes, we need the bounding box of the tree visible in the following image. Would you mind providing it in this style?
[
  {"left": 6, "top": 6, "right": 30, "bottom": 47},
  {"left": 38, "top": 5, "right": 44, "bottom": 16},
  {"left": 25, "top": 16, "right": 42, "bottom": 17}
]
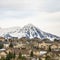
[
  {"left": 0, "top": 44, "right": 4, "bottom": 49},
  {"left": 48, "top": 46, "right": 51, "bottom": 52},
  {"left": 45, "top": 55, "right": 50, "bottom": 60},
  {"left": 6, "top": 52, "right": 11, "bottom": 60},
  {"left": 13, "top": 51, "right": 16, "bottom": 59},
  {"left": 9, "top": 42, "right": 13, "bottom": 48},
  {"left": 54, "top": 39, "right": 57, "bottom": 41},
  {"left": 39, "top": 58, "right": 41, "bottom": 60},
  {"left": 6, "top": 52, "right": 14, "bottom": 60},
  {"left": 18, "top": 52, "right": 26, "bottom": 60},
  {"left": 30, "top": 50, "right": 33, "bottom": 57},
  {"left": 18, "top": 52, "right": 22, "bottom": 59},
  {"left": 21, "top": 56, "right": 26, "bottom": 60},
  {"left": 0, "top": 57, "right": 6, "bottom": 60},
  {"left": 54, "top": 39, "right": 59, "bottom": 43}
]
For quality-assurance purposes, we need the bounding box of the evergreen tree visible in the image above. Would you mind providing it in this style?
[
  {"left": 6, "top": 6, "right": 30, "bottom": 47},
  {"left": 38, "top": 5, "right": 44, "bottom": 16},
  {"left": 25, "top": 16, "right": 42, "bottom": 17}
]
[
  {"left": 48, "top": 46, "right": 51, "bottom": 52},
  {"left": 30, "top": 50, "right": 33, "bottom": 57},
  {"left": 13, "top": 51, "right": 16, "bottom": 59},
  {"left": 9, "top": 42, "right": 13, "bottom": 48},
  {"left": 45, "top": 55, "right": 50, "bottom": 60},
  {"left": 0, "top": 57, "right": 6, "bottom": 60},
  {"left": 22, "top": 56, "right": 26, "bottom": 60},
  {"left": 0, "top": 44, "right": 4, "bottom": 49},
  {"left": 18, "top": 52, "right": 22, "bottom": 59},
  {"left": 6, "top": 52, "right": 13, "bottom": 60},
  {"left": 39, "top": 58, "right": 41, "bottom": 60}
]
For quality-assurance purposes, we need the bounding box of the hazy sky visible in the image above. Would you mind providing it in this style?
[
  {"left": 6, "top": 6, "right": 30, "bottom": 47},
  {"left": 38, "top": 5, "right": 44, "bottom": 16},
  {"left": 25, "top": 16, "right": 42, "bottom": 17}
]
[{"left": 0, "top": 0, "right": 60, "bottom": 36}]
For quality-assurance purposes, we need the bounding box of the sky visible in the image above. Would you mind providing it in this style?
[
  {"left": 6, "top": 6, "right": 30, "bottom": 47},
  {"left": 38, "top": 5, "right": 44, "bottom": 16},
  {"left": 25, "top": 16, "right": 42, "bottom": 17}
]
[{"left": 0, "top": 0, "right": 60, "bottom": 36}]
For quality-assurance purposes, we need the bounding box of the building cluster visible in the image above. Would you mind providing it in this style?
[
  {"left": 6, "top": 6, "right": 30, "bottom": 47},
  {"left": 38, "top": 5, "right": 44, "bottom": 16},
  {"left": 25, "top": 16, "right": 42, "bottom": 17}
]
[{"left": 0, "top": 37, "right": 60, "bottom": 60}]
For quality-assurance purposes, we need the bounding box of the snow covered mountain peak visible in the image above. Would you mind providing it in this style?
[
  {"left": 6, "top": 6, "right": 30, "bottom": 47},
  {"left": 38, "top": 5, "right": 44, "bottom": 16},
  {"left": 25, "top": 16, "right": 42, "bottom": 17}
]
[
  {"left": 0, "top": 24, "right": 60, "bottom": 40},
  {"left": 23, "top": 24, "right": 36, "bottom": 29},
  {"left": 18, "top": 24, "right": 60, "bottom": 40},
  {"left": 19, "top": 24, "right": 40, "bottom": 39}
]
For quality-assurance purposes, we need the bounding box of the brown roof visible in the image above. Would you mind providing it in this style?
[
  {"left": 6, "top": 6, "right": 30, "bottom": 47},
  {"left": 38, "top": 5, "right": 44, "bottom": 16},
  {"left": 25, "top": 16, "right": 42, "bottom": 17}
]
[{"left": 0, "top": 37, "right": 5, "bottom": 39}]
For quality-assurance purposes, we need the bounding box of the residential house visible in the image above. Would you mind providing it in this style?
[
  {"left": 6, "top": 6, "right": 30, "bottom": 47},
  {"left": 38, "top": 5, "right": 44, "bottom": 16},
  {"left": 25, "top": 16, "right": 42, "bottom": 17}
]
[
  {"left": 50, "top": 44, "right": 58, "bottom": 51},
  {"left": 3, "top": 42, "right": 9, "bottom": 48},
  {"left": 0, "top": 37, "right": 5, "bottom": 42},
  {"left": 33, "top": 49, "right": 40, "bottom": 56},
  {"left": 0, "top": 52, "right": 7, "bottom": 58},
  {"left": 38, "top": 40, "right": 53, "bottom": 50}
]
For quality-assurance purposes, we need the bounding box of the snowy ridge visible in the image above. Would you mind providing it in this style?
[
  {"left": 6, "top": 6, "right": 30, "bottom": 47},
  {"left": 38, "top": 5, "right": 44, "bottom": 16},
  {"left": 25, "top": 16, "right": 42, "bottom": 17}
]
[{"left": 0, "top": 24, "right": 60, "bottom": 41}]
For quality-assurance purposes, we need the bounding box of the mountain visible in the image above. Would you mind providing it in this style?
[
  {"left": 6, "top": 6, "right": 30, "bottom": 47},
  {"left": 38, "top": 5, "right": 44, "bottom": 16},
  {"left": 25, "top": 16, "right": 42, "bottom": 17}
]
[
  {"left": 0, "top": 27, "right": 20, "bottom": 37},
  {"left": 0, "top": 24, "right": 60, "bottom": 41}
]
